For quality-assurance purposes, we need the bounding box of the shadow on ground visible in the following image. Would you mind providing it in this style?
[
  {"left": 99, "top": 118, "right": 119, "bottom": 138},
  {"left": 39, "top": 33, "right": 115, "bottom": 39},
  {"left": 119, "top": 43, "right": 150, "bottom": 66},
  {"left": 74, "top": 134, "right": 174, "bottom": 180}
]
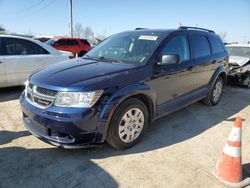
[
  {"left": 0, "top": 86, "right": 24, "bottom": 102},
  {"left": 0, "top": 130, "right": 30, "bottom": 145},
  {"left": 0, "top": 87, "right": 250, "bottom": 188},
  {"left": 243, "top": 163, "right": 250, "bottom": 179}
]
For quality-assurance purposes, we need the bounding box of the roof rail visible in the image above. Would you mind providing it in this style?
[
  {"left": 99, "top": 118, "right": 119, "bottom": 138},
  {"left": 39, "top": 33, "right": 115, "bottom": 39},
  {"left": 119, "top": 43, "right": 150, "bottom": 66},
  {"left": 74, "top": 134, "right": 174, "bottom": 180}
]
[
  {"left": 178, "top": 26, "right": 215, "bottom": 33},
  {"left": 135, "top": 28, "right": 148, "bottom": 30}
]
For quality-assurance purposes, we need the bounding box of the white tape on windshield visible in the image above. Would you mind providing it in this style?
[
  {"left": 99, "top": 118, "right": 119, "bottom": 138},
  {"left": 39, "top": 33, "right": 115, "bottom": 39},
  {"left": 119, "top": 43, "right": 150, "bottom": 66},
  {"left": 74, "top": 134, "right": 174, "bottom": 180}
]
[{"left": 138, "top": 35, "right": 158, "bottom": 41}]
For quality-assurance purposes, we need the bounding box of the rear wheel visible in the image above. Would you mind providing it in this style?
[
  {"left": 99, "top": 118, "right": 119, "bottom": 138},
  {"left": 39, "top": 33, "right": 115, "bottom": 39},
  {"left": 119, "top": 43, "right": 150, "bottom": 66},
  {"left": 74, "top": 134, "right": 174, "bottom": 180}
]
[
  {"left": 203, "top": 77, "right": 224, "bottom": 106},
  {"left": 106, "top": 98, "right": 149, "bottom": 150}
]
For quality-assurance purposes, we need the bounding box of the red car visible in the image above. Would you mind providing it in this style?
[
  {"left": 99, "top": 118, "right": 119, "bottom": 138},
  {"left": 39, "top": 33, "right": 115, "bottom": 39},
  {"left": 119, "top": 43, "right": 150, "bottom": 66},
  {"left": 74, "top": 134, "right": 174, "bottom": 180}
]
[{"left": 46, "top": 38, "right": 91, "bottom": 57}]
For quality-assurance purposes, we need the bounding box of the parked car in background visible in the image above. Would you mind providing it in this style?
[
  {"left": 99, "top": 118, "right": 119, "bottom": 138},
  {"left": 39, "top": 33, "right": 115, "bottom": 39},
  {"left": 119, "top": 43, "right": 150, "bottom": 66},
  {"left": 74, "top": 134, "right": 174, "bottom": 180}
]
[
  {"left": 0, "top": 35, "right": 73, "bottom": 88},
  {"left": 226, "top": 44, "right": 250, "bottom": 87},
  {"left": 20, "top": 27, "right": 228, "bottom": 150},
  {"left": 46, "top": 37, "right": 91, "bottom": 57}
]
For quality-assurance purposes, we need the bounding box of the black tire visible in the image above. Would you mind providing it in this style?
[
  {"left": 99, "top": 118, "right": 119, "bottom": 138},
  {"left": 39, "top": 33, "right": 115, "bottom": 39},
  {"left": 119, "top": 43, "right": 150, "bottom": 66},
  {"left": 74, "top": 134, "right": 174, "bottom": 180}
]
[
  {"left": 106, "top": 98, "right": 149, "bottom": 150},
  {"left": 245, "top": 75, "right": 250, "bottom": 88},
  {"left": 247, "top": 81, "right": 250, "bottom": 88},
  {"left": 203, "top": 77, "right": 224, "bottom": 106},
  {"left": 78, "top": 51, "right": 86, "bottom": 57}
]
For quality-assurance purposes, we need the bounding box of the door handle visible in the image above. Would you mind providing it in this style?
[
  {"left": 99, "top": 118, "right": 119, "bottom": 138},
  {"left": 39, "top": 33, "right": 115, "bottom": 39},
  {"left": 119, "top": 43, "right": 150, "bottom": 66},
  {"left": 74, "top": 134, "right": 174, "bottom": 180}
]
[
  {"left": 211, "top": 60, "right": 217, "bottom": 64},
  {"left": 0, "top": 61, "right": 3, "bottom": 64},
  {"left": 187, "top": 66, "right": 194, "bottom": 71}
]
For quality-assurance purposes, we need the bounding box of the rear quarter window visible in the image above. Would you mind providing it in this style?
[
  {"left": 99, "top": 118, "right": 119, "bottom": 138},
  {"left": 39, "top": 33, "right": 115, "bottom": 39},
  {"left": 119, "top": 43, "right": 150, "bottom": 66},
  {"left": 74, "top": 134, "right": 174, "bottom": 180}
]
[
  {"left": 80, "top": 39, "right": 90, "bottom": 45},
  {"left": 190, "top": 35, "right": 211, "bottom": 59},
  {"left": 56, "top": 39, "right": 68, "bottom": 46},
  {"left": 208, "top": 35, "right": 225, "bottom": 54}
]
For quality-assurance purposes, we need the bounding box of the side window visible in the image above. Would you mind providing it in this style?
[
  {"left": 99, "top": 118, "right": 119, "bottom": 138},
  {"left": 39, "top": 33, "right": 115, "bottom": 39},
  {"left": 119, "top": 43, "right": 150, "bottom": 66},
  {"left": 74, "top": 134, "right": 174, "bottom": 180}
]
[
  {"left": 0, "top": 38, "right": 3, "bottom": 55},
  {"left": 208, "top": 36, "right": 225, "bottom": 54},
  {"left": 4, "top": 38, "right": 49, "bottom": 55},
  {"left": 56, "top": 39, "right": 68, "bottom": 46},
  {"left": 67, "top": 40, "right": 78, "bottom": 45},
  {"left": 190, "top": 35, "right": 211, "bottom": 58},
  {"left": 81, "top": 39, "right": 90, "bottom": 45},
  {"left": 161, "top": 35, "right": 190, "bottom": 62}
]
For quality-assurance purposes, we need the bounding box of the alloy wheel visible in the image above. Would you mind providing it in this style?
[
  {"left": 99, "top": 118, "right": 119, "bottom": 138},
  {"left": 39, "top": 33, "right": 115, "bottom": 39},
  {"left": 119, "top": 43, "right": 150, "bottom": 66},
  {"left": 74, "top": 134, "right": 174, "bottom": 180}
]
[{"left": 212, "top": 81, "right": 223, "bottom": 103}]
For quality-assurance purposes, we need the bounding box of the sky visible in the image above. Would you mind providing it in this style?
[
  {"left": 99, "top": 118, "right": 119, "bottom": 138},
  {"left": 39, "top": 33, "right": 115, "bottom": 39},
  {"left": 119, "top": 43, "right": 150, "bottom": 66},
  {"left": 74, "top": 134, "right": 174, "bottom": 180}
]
[{"left": 0, "top": 0, "right": 249, "bottom": 43}]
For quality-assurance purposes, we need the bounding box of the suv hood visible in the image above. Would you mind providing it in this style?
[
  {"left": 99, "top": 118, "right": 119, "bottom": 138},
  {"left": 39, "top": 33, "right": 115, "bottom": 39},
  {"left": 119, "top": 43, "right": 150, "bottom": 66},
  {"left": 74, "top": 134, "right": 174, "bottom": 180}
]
[
  {"left": 30, "top": 58, "right": 143, "bottom": 90},
  {"left": 229, "top": 56, "right": 250, "bottom": 66}
]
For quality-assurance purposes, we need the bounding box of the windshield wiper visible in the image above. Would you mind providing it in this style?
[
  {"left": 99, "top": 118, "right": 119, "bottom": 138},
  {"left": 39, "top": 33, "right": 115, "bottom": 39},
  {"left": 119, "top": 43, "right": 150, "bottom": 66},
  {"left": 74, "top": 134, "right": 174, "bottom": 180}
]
[
  {"left": 97, "top": 56, "right": 122, "bottom": 63},
  {"left": 82, "top": 55, "right": 122, "bottom": 63}
]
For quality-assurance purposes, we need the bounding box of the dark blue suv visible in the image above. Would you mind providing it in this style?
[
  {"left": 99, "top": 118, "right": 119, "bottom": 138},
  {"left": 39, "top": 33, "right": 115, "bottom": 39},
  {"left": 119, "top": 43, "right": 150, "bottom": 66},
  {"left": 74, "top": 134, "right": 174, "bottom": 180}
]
[{"left": 20, "top": 27, "right": 229, "bottom": 150}]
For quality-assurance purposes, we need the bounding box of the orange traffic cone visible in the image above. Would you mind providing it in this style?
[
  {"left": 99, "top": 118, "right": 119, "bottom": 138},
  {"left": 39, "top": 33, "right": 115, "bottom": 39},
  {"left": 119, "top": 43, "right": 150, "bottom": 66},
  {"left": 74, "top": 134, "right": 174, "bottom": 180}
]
[{"left": 215, "top": 117, "right": 243, "bottom": 184}]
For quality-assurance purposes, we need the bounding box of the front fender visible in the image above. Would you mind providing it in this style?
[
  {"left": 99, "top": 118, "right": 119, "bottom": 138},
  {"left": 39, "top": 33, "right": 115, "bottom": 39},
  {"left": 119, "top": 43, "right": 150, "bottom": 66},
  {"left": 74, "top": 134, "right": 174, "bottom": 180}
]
[{"left": 95, "top": 83, "right": 157, "bottom": 143}]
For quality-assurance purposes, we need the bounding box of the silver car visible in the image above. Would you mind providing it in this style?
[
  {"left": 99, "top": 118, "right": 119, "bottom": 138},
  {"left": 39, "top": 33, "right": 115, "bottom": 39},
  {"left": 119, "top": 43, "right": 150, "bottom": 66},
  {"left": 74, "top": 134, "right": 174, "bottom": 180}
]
[
  {"left": 226, "top": 44, "right": 250, "bottom": 87},
  {"left": 0, "top": 35, "right": 73, "bottom": 88}
]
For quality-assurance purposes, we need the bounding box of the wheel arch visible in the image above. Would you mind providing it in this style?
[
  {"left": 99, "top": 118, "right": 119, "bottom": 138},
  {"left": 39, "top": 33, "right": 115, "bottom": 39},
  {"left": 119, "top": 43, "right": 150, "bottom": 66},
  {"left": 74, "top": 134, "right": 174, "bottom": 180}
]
[
  {"left": 96, "top": 83, "right": 157, "bottom": 143},
  {"left": 208, "top": 65, "right": 227, "bottom": 90},
  {"left": 218, "top": 72, "right": 227, "bottom": 85}
]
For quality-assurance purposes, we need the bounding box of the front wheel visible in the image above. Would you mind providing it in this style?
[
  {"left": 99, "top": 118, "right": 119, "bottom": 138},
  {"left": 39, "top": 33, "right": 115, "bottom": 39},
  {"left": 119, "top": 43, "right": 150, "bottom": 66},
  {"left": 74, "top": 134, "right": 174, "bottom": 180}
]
[
  {"left": 203, "top": 77, "right": 224, "bottom": 106},
  {"left": 106, "top": 98, "right": 149, "bottom": 150}
]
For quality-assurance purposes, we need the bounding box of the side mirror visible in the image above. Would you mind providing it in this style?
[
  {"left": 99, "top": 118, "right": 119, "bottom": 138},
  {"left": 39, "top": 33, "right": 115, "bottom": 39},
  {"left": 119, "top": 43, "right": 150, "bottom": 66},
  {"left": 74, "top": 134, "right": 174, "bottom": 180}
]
[{"left": 157, "top": 54, "right": 180, "bottom": 66}]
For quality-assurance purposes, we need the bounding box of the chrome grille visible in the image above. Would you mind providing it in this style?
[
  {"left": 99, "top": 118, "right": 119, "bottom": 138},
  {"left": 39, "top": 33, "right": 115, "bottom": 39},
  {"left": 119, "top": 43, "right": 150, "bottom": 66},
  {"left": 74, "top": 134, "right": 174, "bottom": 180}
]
[
  {"left": 36, "top": 86, "right": 57, "bottom": 97},
  {"left": 28, "top": 82, "right": 33, "bottom": 89},
  {"left": 25, "top": 83, "right": 58, "bottom": 109}
]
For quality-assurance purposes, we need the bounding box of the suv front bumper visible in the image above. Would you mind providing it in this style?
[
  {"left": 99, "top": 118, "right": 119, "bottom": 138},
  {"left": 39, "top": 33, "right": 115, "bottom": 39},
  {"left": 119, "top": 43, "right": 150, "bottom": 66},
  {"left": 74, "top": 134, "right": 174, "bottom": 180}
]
[{"left": 20, "top": 92, "right": 103, "bottom": 148}]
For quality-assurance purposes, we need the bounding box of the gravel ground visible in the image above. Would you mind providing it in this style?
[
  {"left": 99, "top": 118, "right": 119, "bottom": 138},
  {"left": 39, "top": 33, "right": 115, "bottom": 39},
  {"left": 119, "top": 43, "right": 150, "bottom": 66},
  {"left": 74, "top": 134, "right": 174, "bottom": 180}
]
[{"left": 0, "top": 86, "right": 250, "bottom": 188}]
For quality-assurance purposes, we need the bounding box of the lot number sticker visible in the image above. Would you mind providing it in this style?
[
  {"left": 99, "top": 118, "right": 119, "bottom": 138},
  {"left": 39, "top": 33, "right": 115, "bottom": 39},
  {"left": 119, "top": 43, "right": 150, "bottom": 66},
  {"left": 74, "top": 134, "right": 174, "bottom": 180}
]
[{"left": 138, "top": 35, "right": 158, "bottom": 41}]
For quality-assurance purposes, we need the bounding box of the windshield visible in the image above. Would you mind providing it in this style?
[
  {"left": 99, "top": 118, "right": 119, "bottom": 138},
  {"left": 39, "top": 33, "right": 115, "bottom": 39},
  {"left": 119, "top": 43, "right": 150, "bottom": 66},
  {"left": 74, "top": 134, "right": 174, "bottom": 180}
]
[
  {"left": 84, "top": 32, "right": 166, "bottom": 65},
  {"left": 45, "top": 39, "right": 56, "bottom": 46},
  {"left": 226, "top": 46, "right": 250, "bottom": 58}
]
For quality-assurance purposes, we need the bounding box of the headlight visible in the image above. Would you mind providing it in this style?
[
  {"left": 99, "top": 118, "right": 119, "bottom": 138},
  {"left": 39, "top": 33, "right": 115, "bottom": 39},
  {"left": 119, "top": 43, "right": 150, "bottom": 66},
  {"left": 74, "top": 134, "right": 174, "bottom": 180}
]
[
  {"left": 24, "top": 80, "right": 29, "bottom": 97},
  {"left": 235, "top": 67, "right": 247, "bottom": 73},
  {"left": 54, "top": 90, "right": 103, "bottom": 108}
]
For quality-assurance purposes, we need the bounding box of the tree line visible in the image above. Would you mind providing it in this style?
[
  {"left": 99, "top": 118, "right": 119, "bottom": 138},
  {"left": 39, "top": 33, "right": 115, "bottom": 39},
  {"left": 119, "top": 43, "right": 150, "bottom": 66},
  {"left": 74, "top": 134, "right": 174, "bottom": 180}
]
[{"left": 0, "top": 23, "right": 107, "bottom": 43}]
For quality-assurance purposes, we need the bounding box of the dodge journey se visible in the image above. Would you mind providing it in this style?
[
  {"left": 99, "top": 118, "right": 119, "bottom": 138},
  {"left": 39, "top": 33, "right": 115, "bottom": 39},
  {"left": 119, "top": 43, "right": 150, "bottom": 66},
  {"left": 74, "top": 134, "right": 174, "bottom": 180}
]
[{"left": 20, "top": 26, "right": 229, "bottom": 150}]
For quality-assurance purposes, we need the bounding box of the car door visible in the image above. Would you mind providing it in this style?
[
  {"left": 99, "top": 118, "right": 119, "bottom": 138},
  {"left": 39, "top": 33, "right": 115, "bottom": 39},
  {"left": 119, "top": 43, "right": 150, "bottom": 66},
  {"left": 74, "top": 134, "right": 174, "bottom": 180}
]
[
  {"left": 3, "top": 37, "right": 46, "bottom": 84},
  {"left": 189, "top": 34, "right": 215, "bottom": 88},
  {"left": 0, "top": 38, "right": 6, "bottom": 84},
  {"left": 154, "top": 34, "right": 198, "bottom": 114},
  {"left": 66, "top": 39, "right": 80, "bottom": 55}
]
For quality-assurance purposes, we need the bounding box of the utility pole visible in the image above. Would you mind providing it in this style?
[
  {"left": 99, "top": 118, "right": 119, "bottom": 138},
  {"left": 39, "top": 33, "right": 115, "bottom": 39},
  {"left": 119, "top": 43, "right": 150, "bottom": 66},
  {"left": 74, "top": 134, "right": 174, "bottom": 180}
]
[{"left": 69, "top": 0, "right": 73, "bottom": 37}]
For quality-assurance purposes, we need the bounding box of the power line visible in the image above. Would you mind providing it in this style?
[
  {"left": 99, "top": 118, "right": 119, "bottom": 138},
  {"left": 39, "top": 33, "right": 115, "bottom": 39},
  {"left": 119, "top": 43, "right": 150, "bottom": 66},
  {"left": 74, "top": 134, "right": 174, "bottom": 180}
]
[
  {"left": 0, "top": 0, "right": 57, "bottom": 21},
  {"left": 2, "top": 0, "right": 45, "bottom": 15}
]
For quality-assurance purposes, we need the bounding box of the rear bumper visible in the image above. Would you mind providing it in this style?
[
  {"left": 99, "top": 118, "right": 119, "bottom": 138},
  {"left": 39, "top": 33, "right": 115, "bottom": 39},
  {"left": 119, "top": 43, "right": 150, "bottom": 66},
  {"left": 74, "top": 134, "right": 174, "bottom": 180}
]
[{"left": 20, "top": 92, "right": 104, "bottom": 148}]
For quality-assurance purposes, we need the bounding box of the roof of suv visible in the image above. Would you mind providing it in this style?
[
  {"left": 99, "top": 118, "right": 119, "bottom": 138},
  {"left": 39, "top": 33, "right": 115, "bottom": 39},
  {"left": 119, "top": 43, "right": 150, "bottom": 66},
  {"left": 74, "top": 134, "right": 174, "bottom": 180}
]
[{"left": 121, "top": 27, "right": 218, "bottom": 37}]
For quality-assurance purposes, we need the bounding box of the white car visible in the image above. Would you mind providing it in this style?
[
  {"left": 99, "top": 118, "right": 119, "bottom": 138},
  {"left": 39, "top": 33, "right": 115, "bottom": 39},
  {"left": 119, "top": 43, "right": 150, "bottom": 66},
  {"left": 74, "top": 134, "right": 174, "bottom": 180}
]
[
  {"left": 226, "top": 44, "right": 250, "bottom": 87},
  {"left": 0, "top": 35, "right": 73, "bottom": 88}
]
